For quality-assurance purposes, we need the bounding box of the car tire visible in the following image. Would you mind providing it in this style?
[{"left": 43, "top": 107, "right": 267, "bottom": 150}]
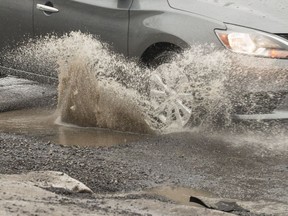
[
  {"left": 148, "top": 51, "right": 229, "bottom": 129},
  {"left": 148, "top": 51, "right": 197, "bottom": 129}
]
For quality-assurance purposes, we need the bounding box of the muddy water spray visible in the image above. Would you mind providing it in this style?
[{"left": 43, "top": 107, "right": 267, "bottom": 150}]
[{"left": 3, "top": 32, "right": 288, "bottom": 135}]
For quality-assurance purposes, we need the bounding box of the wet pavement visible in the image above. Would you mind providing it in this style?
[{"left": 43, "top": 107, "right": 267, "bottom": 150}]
[
  {"left": 0, "top": 76, "right": 57, "bottom": 112},
  {"left": 0, "top": 76, "right": 288, "bottom": 215}
]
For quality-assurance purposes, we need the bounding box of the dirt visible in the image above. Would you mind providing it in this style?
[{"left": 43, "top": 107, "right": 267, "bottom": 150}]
[
  {"left": 1, "top": 130, "right": 288, "bottom": 215},
  {"left": 0, "top": 133, "right": 235, "bottom": 216},
  {"left": 0, "top": 171, "right": 235, "bottom": 216},
  {"left": 0, "top": 77, "right": 288, "bottom": 215}
]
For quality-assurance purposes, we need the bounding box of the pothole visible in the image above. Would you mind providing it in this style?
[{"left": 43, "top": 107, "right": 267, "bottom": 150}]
[
  {"left": 0, "top": 108, "right": 147, "bottom": 147},
  {"left": 147, "top": 186, "right": 215, "bottom": 207}
]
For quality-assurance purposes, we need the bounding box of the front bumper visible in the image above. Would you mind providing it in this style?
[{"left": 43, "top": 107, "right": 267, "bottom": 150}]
[
  {"left": 234, "top": 92, "right": 288, "bottom": 120},
  {"left": 229, "top": 56, "right": 288, "bottom": 120},
  {"left": 235, "top": 111, "right": 288, "bottom": 120}
]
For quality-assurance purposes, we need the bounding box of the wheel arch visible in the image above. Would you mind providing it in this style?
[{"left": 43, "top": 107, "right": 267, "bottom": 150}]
[{"left": 140, "top": 42, "right": 183, "bottom": 67}]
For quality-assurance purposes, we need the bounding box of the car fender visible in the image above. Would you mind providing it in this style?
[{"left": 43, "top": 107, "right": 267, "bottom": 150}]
[{"left": 129, "top": 0, "right": 227, "bottom": 59}]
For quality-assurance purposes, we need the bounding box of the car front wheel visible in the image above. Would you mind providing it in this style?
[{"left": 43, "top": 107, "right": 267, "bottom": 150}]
[{"left": 149, "top": 52, "right": 194, "bottom": 128}]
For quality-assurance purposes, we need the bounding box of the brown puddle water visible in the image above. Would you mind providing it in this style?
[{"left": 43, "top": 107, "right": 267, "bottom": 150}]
[
  {"left": 0, "top": 109, "right": 146, "bottom": 147},
  {"left": 148, "top": 186, "right": 215, "bottom": 207}
]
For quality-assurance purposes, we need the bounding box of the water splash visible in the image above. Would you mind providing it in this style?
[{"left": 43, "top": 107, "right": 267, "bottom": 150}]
[
  {"left": 150, "top": 47, "right": 233, "bottom": 131},
  {"left": 57, "top": 57, "right": 154, "bottom": 134},
  {"left": 3, "top": 32, "right": 288, "bottom": 136}
]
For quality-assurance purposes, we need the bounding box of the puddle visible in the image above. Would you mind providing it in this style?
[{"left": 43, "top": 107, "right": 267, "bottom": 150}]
[
  {"left": 148, "top": 186, "right": 215, "bottom": 207},
  {"left": 0, "top": 109, "right": 146, "bottom": 147}
]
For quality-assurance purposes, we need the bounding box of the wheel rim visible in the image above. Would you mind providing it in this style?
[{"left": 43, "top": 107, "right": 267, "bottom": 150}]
[{"left": 150, "top": 67, "right": 193, "bottom": 128}]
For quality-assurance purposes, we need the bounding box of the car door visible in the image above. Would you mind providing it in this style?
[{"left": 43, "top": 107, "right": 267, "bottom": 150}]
[
  {"left": 34, "top": 0, "right": 133, "bottom": 55},
  {"left": 0, "top": 0, "right": 33, "bottom": 68}
]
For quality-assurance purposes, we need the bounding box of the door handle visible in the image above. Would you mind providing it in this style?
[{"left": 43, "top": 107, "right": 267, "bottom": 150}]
[{"left": 36, "top": 4, "right": 59, "bottom": 13}]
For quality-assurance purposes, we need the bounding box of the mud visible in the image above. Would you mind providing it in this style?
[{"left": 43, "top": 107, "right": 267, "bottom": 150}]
[{"left": 1, "top": 130, "right": 287, "bottom": 215}]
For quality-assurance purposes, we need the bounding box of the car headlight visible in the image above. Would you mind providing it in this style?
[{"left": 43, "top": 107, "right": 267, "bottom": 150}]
[{"left": 215, "top": 24, "right": 288, "bottom": 59}]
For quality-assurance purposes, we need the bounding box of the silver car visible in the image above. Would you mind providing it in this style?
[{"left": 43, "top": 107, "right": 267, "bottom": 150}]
[{"left": 1, "top": 0, "right": 288, "bottom": 125}]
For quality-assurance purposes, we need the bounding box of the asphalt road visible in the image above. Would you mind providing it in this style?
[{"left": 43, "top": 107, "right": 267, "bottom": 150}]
[{"left": 0, "top": 76, "right": 287, "bottom": 216}]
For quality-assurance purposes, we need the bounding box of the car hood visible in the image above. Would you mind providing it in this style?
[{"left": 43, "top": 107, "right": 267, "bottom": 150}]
[{"left": 168, "top": 0, "right": 288, "bottom": 33}]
